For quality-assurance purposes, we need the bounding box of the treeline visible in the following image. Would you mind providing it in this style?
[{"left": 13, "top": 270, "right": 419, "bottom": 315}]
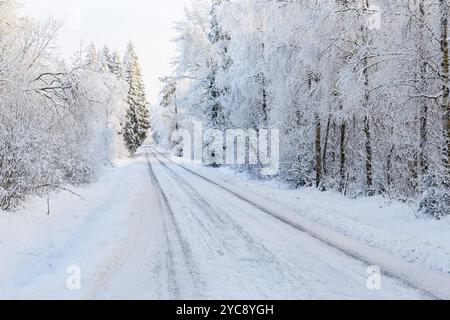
[
  {"left": 0, "top": 0, "right": 149, "bottom": 211},
  {"left": 160, "top": 0, "right": 450, "bottom": 217}
]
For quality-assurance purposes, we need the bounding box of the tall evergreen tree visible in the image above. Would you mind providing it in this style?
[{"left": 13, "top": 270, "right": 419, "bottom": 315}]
[
  {"left": 85, "top": 43, "right": 103, "bottom": 72},
  {"left": 123, "top": 42, "right": 150, "bottom": 153},
  {"left": 110, "top": 50, "right": 123, "bottom": 79},
  {"left": 101, "top": 45, "right": 113, "bottom": 73}
]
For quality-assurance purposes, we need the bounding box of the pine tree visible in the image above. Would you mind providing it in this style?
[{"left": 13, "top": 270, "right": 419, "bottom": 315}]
[
  {"left": 110, "top": 50, "right": 123, "bottom": 79},
  {"left": 123, "top": 42, "right": 150, "bottom": 154},
  {"left": 101, "top": 45, "right": 113, "bottom": 73},
  {"left": 85, "top": 43, "right": 103, "bottom": 72},
  {"left": 124, "top": 106, "right": 140, "bottom": 154}
]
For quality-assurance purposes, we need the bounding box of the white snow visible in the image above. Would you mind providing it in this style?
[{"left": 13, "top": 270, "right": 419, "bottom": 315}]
[
  {"left": 0, "top": 157, "right": 157, "bottom": 299},
  {"left": 175, "top": 157, "right": 450, "bottom": 278},
  {"left": 0, "top": 148, "right": 449, "bottom": 299}
]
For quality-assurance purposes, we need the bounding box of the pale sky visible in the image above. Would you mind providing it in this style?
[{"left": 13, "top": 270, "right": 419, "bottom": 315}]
[{"left": 20, "top": 0, "right": 191, "bottom": 102}]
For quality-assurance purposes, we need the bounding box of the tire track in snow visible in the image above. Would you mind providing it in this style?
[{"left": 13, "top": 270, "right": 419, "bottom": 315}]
[
  {"left": 152, "top": 151, "right": 273, "bottom": 256},
  {"left": 151, "top": 148, "right": 440, "bottom": 300},
  {"left": 145, "top": 152, "right": 203, "bottom": 298},
  {"left": 150, "top": 150, "right": 319, "bottom": 295}
]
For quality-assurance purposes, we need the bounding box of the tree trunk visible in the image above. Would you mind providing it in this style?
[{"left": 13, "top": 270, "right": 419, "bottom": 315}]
[
  {"left": 174, "top": 94, "right": 179, "bottom": 132},
  {"left": 315, "top": 112, "right": 322, "bottom": 188},
  {"left": 308, "top": 73, "right": 322, "bottom": 189},
  {"left": 261, "top": 74, "right": 268, "bottom": 127},
  {"left": 362, "top": 0, "right": 374, "bottom": 194},
  {"left": 339, "top": 121, "right": 347, "bottom": 192},
  {"left": 417, "top": 0, "right": 429, "bottom": 178},
  {"left": 322, "top": 115, "right": 332, "bottom": 176},
  {"left": 386, "top": 145, "right": 395, "bottom": 189},
  {"left": 363, "top": 114, "right": 374, "bottom": 192},
  {"left": 419, "top": 99, "right": 428, "bottom": 176},
  {"left": 440, "top": 0, "right": 450, "bottom": 180}
]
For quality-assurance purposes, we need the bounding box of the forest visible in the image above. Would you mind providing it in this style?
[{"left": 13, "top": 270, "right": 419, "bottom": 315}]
[
  {"left": 157, "top": 0, "right": 450, "bottom": 217},
  {"left": 1, "top": 0, "right": 449, "bottom": 218},
  {"left": 0, "top": 0, "right": 149, "bottom": 211}
]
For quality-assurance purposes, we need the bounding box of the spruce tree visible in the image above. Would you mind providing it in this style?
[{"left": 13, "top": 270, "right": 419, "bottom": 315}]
[
  {"left": 101, "top": 45, "right": 113, "bottom": 73},
  {"left": 123, "top": 42, "right": 150, "bottom": 154},
  {"left": 110, "top": 50, "right": 123, "bottom": 79},
  {"left": 85, "top": 43, "right": 103, "bottom": 72},
  {"left": 124, "top": 105, "right": 140, "bottom": 154}
]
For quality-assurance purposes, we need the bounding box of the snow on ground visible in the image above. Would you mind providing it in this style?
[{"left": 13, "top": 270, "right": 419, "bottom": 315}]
[
  {"left": 174, "top": 156, "right": 450, "bottom": 277},
  {"left": 0, "top": 155, "right": 158, "bottom": 299},
  {"left": 0, "top": 148, "right": 449, "bottom": 299}
]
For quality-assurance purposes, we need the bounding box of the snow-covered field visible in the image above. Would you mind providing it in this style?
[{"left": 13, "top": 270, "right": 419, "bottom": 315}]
[{"left": 1, "top": 147, "right": 449, "bottom": 300}]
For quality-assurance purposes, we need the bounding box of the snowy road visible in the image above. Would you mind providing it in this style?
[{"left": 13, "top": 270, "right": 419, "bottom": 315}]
[
  {"left": 94, "top": 148, "right": 430, "bottom": 299},
  {"left": 0, "top": 148, "right": 438, "bottom": 299}
]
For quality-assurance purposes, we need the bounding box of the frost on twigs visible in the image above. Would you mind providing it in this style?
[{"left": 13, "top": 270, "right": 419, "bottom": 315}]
[
  {"left": 156, "top": 0, "right": 450, "bottom": 218},
  {"left": 0, "top": 2, "right": 128, "bottom": 211}
]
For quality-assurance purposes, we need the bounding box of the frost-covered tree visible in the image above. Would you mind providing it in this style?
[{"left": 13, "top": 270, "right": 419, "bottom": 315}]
[
  {"left": 0, "top": 2, "right": 128, "bottom": 211},
  {"left": 101, "top": 45, "right": 113, "bottom": 72},
  {"left": 205, "top": 0, "right": 230, "bottom": 129},
  {"left": 161, "top": 0, "right": 450, "bottom": 217},
  {"left": 123, "top": 42, "right": 150, "bottom": 153},
  {"left": 85, "top": 43, "right": 104, "bottom": 72},
  {"left": 160, "top": 77, "right": 179, "bottom": 132},
  {"left": 110, "top": 50, "right": 123, "bottom": 79}
]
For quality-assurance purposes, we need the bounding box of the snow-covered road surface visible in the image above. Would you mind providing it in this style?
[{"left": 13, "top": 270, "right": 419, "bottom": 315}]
[{"left": 0, "top": 148, "right": 445, "bottom": 299}]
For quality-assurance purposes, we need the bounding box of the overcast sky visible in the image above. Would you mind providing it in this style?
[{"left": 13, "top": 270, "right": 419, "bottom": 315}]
[{"left": 20, "top": 0, "right": 191, "bottom": 102}]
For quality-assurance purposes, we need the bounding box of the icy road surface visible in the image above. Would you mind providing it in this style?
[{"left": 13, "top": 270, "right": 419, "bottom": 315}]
[{"left": 0, "top": 148, "right": 441, "bottom": 299}]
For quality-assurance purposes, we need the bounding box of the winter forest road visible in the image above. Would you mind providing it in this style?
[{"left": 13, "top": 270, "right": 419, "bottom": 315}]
[
  {"left": 0, "top": 147, "right": 435, "bottom": 299},
  {"left": 93, "top": 147, "right": 430, "bottom": 299}
]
